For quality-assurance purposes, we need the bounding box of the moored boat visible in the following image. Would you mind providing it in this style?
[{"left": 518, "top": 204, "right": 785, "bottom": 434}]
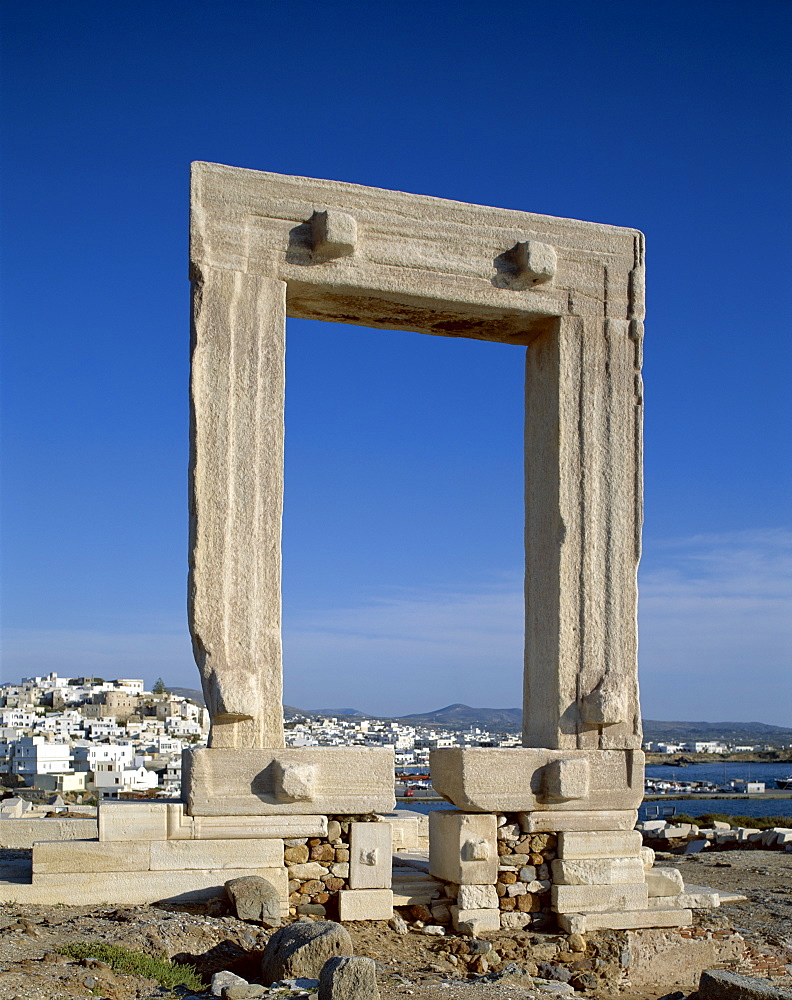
[{"left": 775, "top": 775, "right": 792, "bottom": 790}]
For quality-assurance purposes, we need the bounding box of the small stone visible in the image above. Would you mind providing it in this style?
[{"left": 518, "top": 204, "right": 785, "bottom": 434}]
[
  {"left": 297, "top": 904, "right": 327, "bottom": 917},
  {"left": 323, "top": 876, "right": 345, "bottom": 891},
  {"left": 326, "top": 820, "right": 342, "bottom": 841},
  {"left": 311, "top": 844, "right": 336, "bottom": 862},
  {"left": 422, "top": 924, "right": 445, "bottom": 936},
  {"left": 319, "top": 955, "right": 379, "bottom": 1000},
  {"left": 284, "top": 838, "right": 308, "bottom": 847},
  {"left": 409, "top": 904, "right": 433, "bottom": 922},
  {"left": 222, "top": 987, "right": 268, "bottom": 999},
  {"left": 388, "top": 913, "right": 408, "bottom": 935},
  {"left": 334, "top": 848, "right": 350, "bottom": 863},
  {"left": 537, "top": 962, "right": 573, "bottom": 983},
  {"left": 518, "top": 866, "right": 537, "bottom": 882},
  {"left": 225, "top": 876, "right": 281, "bottom": 927},
  {"left": 499, "top": 871, "right": 517, "bottom": 885},
  {"left": 330, "top": 862, "right": 349, "bottom": 878},
  {"left": 302, "top": 879, "right": 324, "bottom": 895},
  {"left": 212, "top": 970, "right": 248, "bottom": 996},
  {"left": 567, "top": 933, "right": 586, "bottom": 952},
  {"left": 284, "top": 845, "right": 310, "bottom": 864}
]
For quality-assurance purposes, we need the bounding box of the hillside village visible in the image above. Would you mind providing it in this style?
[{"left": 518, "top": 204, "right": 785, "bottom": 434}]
[{"left": 0, "top": 673, "right": 785, "bottom": 804}]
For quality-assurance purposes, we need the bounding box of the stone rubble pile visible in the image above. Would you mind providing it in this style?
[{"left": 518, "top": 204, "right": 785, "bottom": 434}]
[{"left": 638, "top": 821, "right": 792, "bottom": 851}]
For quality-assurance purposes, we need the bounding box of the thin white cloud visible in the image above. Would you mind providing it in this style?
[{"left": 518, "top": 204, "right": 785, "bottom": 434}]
[
  {"left": 3, "top": 530, "right": 789, "bottom": 724},
  {"left": 638, "top": 528, "right": 792, "bottom": 723}
]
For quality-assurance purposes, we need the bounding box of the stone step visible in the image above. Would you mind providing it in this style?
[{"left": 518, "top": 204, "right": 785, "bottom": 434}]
[{"left": 558, "top": 907, "right": 693, "bottom": 935}]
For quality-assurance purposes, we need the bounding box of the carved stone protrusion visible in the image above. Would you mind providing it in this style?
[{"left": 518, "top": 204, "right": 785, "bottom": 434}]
[
  {"left": 311, "top": 209, "right": 357, "bottom": 258},
  {"left": 543, "top": 758, "right": 590, "bottom": 802},
  {"left": 360, "top": 848, "right": 378, "bottom": 866},
  {"left": 579, "top": 676, "right": 627, "bottom": 727},
  {"left": 273, "top": 761, "right": 317, "bottom": 802},
  {"left": 461, "top": 837, "right": 490, "bottom": 861},
  {"left": 511, "top": 239, "right": 557, "bottom": 285}
]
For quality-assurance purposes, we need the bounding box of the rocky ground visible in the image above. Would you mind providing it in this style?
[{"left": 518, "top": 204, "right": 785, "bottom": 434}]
[{"left": 0, "top": 849, "right": 790, "bottom": 1000}]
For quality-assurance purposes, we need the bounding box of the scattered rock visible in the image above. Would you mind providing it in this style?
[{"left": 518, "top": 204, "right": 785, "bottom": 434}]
[
  {"left": 319, "top": 955, "right": 379, "bottom": 1000},
  {"left": 222, "top": 986, "right": 268, "bottom": 999},
  {"left": 388, "top": 913, "right": 408, "bottom": 935},
  {"left": 696, "top": 968, "right": 792, "bottom": 999},
  {"left": 537, "top": 961, "right": 573, "bottom": 983},
  {"left": 261, "top": 919, "right": 353, "bottom": 985},
  {"left": 212, "top": 969, "right": 249, "bottom": 996},
  {"left": 225, "top": 875, "right": 281, "bottom": 927}
]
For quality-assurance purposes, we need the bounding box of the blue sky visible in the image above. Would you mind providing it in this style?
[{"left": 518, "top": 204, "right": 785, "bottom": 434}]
[{"left": 1, "top": 1, "right": 790, "bottom": 723}]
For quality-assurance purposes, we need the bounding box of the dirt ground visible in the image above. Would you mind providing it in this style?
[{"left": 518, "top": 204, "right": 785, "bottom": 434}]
[{"left": 0, "top": 848, "right": 790, "bottom": 1000}]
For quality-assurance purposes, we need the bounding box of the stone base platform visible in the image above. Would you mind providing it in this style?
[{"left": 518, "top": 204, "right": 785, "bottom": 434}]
[
  {"left": 558, "top": 907, "right": 694, "bottom": 934},
  {"left": 183, "top": 747, "right": 395, "bottom": 816},
  {"left": 429, "top": 747, "right": 644, "bottom": 818}
]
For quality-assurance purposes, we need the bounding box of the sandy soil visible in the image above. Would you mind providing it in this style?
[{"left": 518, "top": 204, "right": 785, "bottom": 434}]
[{"left": 0, "top": 849, "right": 790, "bottom": 1000}]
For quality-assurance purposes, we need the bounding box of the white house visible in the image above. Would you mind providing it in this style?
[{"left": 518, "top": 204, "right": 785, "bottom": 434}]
[{"left": 9, "top": 736, "right": 73, "bottom": 782}]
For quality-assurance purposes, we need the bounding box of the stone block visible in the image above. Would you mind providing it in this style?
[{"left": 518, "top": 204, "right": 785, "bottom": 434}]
[
  {"left": 349, "top": 822, "right": 391, "bottom": 889},
  {"left": 0, "top": 818, "right": 98, "bottom": 849},
  {"left": 183, "top": 747, "right": 395, "bottom": 815},
  {"left": 318, "top": 955, "right": 379, "bottom": 1000},
  {"left": 558, "top": 908, "right": 692, "bottom": 935},
  {"left": 261, "top": 921, "right": 353, "bottom": 984},
  {"left": 557, "top": 830, "right": 643, "bottom": 859},
  {"left": 429, "top": 811, "right": 497, "bottom": 885},
  {"left": 32, "top": 840, "right": 150, "bottom": 874},
  {"left": 551, "top": 857, "right": 645, "bottom": 886},
  {"left": 640, "top": 847, "right": 655, "bottom": 870},
  {"left": 23, "top": 866, "right": 289, "bottom": 908},
  {"left": 98, "top": 801, "right": 170, "bottom": 841},
  {"left": 500, "top": 912, "right": 532, "bottom": 930},
  {"left": 451, "top": 906, "right": 501, "bottom": 935},
  {"left": 696, "top": 968, "right": 792, "bottom": 1000},
  {"left": 337, "top": 889, "right": 393, "bottom": 921},
  {"left": 288, "top": 862, "right": 330, "bottom": 880},
  {"left": 429, "top": 748, "right": 643, "bottom": 813},
  {"left": 645, "top": 867, "right": 684, "bottom": 896},
  {"left": 150, "top": 838, "right": 283, "bottom": 871},
  {"left": 382, "top": 812, "right": 425, "bottom": 851},
  {"left": 457, "top": 884, "right": 499, "bottom": 910},
  {"left": 551, "top": 882, "right": 648, "bottom": 914},
  {"left": 512, "top": 240, "right": 557, "bottom": 285},
  {"left": 225, "top": 875, "right": 281, "bottom": 926},
  {"left": 518, "top": 809, "right": 639, "bottom": 833},
  {"left": 649, "top": 885, "right": 720, "bottom": 909},
  {"left": 191, "top": 814, "right": 328, "bottom": 841}
]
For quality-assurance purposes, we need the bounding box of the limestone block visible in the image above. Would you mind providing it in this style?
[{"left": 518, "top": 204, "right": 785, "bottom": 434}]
[
  {"left": 383, "top": 811, "right": 427, "bottom": 851},
  {"left": 150, "top": 838, "right": 283, "bottom": 871},
  {"left": 191, "top": 162, "right": 640, "bottom": 344},
  {"left": 500, "top": 912, "right": 532, "bottom": 930},
  {"left": 557, "top": 908, "right": 692, "bottom": 935},
  {"left": 639, "top": 819, "right": 667, "bottom": 832},
  {"left": 429, "top": 811, "right": 497, "bottom": 885},
  {"left": 337, "top": 889, "right": 393, "bottom": 921},
  {"left": 349, "top": 822, "right": 391, "bottom": 889},
  {"left": 183, "top": 747, "right": 395, "bottom": 816},
  {"left": 645, "top": 867, "right": 684, "bottom": 897},
  {"left": 648, "top": 885, "right": 720, "bottom": 909},
  {"left": 189, "top": 266, "right": 286, "bottom": 749},
  {"left": 518, "top": 809, "right": 639, "bottom": 833},
  {"left": 33, "top": 840, "right": 150, "bottom": 875},
  {"left": 451, "top": 906, "right": 501, "bottom": 935},
  {"left": 22, "top": 866, "right": 289, "bottom": 908},
  {"left": 551, "top": 857, "right": 645, "bottom": 886},
  {"left": 640, "top": 846, "right": 655, "bottom": 870},
  {"left": 429, "top": 748, "right": 643, "bottom": 813},
  {"left": 191, "top": 814, "right": 328, "bottom": 841},
  {"left": 288, "top": 862, "right": 330, "bottom": 880},
  {"left": 99, "top": 802, "right": 170, "bottom": 842},
  {"left": 0, "top": 818, "right": 98, "bottom": 849},
  {"left": 551, "top": 882, "right": 648, "bottom": 914},
  {"left": 457, "top": 884, "right": 499, "bottom": 910},
  {"left": 557, "top": 830, "right": 643, "bottom": 860}
]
